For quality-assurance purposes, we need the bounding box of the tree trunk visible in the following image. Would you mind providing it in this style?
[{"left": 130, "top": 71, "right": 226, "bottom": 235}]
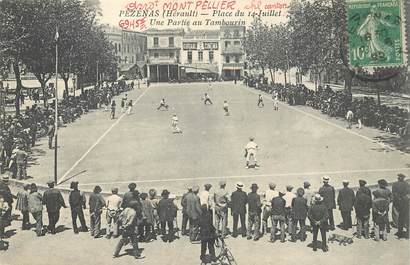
[
  {"left": 40, "top": 81, "right": 47, "bottom": 107},
  {"left": 12, "top": 61, "right": 21, "bottom": 116},
  {"left": 269, "top": 68, "right": 274, "bottom": 85},
  {"left": 284, "top": 70, "right": 287, "bottom": 85},
  {"left": 261, "top": 66, "right": 265, "bottom": 76},
  {"left": 344, "top": 70, "right": 353, "bottom": 94},
  {"left": 60, "top": 73, "right": 69, "bottom": 96},
  {"left": 377, "top": 88, "right": 381, "bottom": 105}
]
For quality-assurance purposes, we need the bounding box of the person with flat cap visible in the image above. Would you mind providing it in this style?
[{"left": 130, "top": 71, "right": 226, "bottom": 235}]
[
  {"left": 247, "top": 183, "right": 262, "bottom": 241},
  {"left": 214, "top": 180, "right": 230, "bottom": 237},
  {"left": 89, "top": 185, "right": 106, "bottom": 238},
  {"left": 392, "top": 174, "right": 410, "bottom": 239},
  {"left": 337, "top": 180, "right": 355, "bottom": 230},
  {"left": 106, "top": 187, "right": 122, "bottom": 239},
  {"left": 42, "top": 180, "right": 66, "bottom": 234},
  {"left": 27, "top": 183, "right": 43, "bottom": 236},
  {"left": 374, "top": 179, "right": 392, "bottom": 232},
  {"left": 308, "top": 194, "right": 329, "bottom": 252},
  {"left": 186, "top": 185, "right": 202, "bottom": 242},
  {"left": 270, "top": 190, "right": 286, "bottom": 243},
  {"left": 354, "top": 181, "right": 372, "bottom": 239},
  {"left": 69, "top": 181, "right": 88, "bottom": 234},
  {"left": 261, "top": 183, "right": 278, "bottom": 236},
  {"left": 291, "top": 188, "right": 308, "bottom": 242},
  {"left": 231, "top": 182, "right": 248, "bottom": 238},
  {"left": 372, "top": 189, "right": 390, "bottom": 241},
  {"left": 318, "top": 176, "right": 336, "bottom": 230}
]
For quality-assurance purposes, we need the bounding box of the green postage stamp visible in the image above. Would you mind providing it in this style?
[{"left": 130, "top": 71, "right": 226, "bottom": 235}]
[{"left": 346, "top": 0, "right": 407, "bottom": 68}]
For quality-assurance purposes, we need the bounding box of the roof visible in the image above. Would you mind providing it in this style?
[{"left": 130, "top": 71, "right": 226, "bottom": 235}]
[
  {"left": 144, "top": 28, "right": 185, "bottom": 35},
  {"left": 184, "top": 30, "right": 220, "bottom": 39}
]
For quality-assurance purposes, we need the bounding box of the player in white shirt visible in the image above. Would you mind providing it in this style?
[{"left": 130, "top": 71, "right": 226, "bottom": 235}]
[
  {"left": 257, "top": 94, "right": 264, "bottom": 108},
  {"left": 346, "top": 109, "right": 354, "bottom": 129},
  {"left": 171, "top": 114, "right": 182, "bottom": 134},
  {"left": 203, "top": 93, "right": 213, "bottom": 105},
  {"left": 157, "top": 98, "right": 169, "bottom": 111},
  {"left": 244, "top": 137, "right": 259, "bottom": 168},
  {"left": 272, "top": 91, "right": 279, "bottom": 111},
  {"left": 105, "top": 188, "right": 123, "bottom": 239},
  {"left": 262, "top": 183, "right": 278, "bottom": 235},
  {"left": 223, "top": 100, "right": 229, "bottom": 116}
]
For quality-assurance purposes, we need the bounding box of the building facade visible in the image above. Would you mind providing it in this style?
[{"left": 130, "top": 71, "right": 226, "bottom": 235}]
[
  {"left": 219, "top": 26, "right": 245, "bottom": 80},
  {"left": 180, "top": 30, "right": 220, "bottom": 80},
  {"left": 145, "top": 28, "right": 184, "bottom": 82},
  {"left": 102, "top": 25, "right": 147, "bottom": 79}
]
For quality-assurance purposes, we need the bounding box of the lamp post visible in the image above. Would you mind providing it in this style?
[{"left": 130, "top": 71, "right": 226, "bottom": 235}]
[{"left": 54, "top": 26, "right": 59, "bottom": 185}]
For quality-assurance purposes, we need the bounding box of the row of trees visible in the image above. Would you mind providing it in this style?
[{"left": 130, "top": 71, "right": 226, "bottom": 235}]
[
  {"left": 0, "top": 0, "right": 117, "bottom": 115},
  {"left": 244, "top": 0, "right": 409, "bottom": 95}
]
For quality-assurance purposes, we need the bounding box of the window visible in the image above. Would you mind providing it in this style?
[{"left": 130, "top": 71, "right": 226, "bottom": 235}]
[
  {"left": 225, "top": 56, "right": 230, "bottom": 63},
  {"left": 234, "top": 41, "right": 240, "bottom": 46},
  {"left": 224, "top": 30, "right": 231, "bottom": 38},
  {"left": 225, "top": 41, "right": 230, "bottom": 48},
  {"left": 169, "top": 52, "right": 174, "bottom": 59},
  {"left": 234, "top": 30, "right": 240, "bottom": 37},
  {"left": 169, "top": 37, "right": 174, "bottom": 47},
  {"left": 187, "top": 51, "right": 192, "bottom": 62},
  {"left": 118, "top": 44, "right": 121, "bottom": 52},
  {"left": 114, "top": 43, "right": 118, "bottom": 53},
  {"left": 198, "top": 51, "right": 203, "bottom": 61},
  {"left": 153, "top": 37, "right": 159, "bottom": 47},
  {"left": 154, "top": 53, "right": 159, "bottom": 58},
  {"left": 209, "top": 51, "right": 214, "bottom": 62},
  {"left": 235, "top": 55, "right": 240, "bottom": 63},
  {"left": 125, "top": 56, "right": 128, "bottom": 63}
]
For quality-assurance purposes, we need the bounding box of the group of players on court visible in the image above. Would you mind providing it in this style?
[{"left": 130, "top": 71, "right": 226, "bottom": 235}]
[{"left": 108, "top": 88, "right": 279, "bottom": 169}]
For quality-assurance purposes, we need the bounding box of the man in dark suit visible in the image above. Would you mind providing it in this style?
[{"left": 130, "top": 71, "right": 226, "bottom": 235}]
[
  {"left": 319, "top": 176, "right": 336, "bottom": 230},
  {"left": 231, "top": 182, "right": 248, "bottom": 237},
  {"left": 122, "top": 183, "right": 139, "bottom": 209},
  {"left": 42, "top": 180, "right": 67, "bottom": 234},
  {"left": 308, "top": 194, "right": 329, "bottom": 252},
  {"left": 291, "top": 188, "right": 308, "bottom": 242},
  {"left": 355, "top": 183, "right": 372, "bottom": 239},
  {"left": 392, "top": 174, "right": 410, "bottom": 239},
  {"left": 337, "top": 180, "right": 355, "bottom": 230}
]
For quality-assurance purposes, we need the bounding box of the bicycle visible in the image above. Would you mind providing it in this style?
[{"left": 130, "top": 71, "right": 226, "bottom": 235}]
[{"left": 201, "top": 235, "right": 237, "bottom": 265}]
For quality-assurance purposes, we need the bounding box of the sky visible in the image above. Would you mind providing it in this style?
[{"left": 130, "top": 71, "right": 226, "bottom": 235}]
[{"left": 98, "top": 0, "right": 290, "bottom": 30}]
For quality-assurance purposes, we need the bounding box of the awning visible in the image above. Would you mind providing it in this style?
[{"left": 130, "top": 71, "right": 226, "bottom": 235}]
[{"left": 185, "top": 67, "right": 216, "bottom": 74}]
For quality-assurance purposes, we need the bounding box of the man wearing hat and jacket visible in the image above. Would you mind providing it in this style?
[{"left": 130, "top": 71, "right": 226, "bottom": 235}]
[
  {"left": 28, "top": 183, "right": 44, "bottom": 236},
  {"left": 15, "top": 184, "right": 31, "bottom": 230},
  {"left": 270, "top": 190, "right": 286, "bottom": 243},
  {"left": 308, "top": 194, "right": 329, "bottom": 252},
  {"left": 392, "top": 174, "right": 410, "bottom": 239},
  {"left": 69, "top": 181, "right": 88, "bottom": 234},
  {"left": 181, "top": 186, "right": 193, "bottom": 236},
  {"left": 247, "top": 183, "right": 262, "bottom": 241},
  {"left": 355, "top": 182, "right": 372, "bottom": 239},
  {"left": 262, "top": 183, "right": 278, "bottom": 236},
  {"left": 106, "top": 187, "right": 123, "bottom": 239},
  {"left": 122, "top": 183, "right": 139, "bottom": 209},
  {"left": 374, "top": 179, "right": 392, "bottom": 232},
  {"left": 0, "top": 176, "right": 13, "bottom": 229},
  {"left": 42, "top": 180, "right": 67, "bottom": 234},
  {"left": 337, "top": 180, "right": 355, "bottom": 230},
  {"left": 186, "top": 185, "right": 202, "bottom": 241},
  {"left": 214, "top": 180, "right": 230, "bottom": 237},
  {"left": 231, "top": 182, "right": 248, "bottom": 237},
  {"left": 319, "top": 176, "right": 336, "bottom": 230},
  {"left": 372, "top": 189, "right": 390, "bottom": 241}
]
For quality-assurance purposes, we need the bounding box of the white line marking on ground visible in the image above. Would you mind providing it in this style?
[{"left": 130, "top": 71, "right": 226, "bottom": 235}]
[
  {"left": 57, "top": 87, "right": 151, "bottom": 185},
  {"left": 243, "top": 86, "right": 407, "bottom": 155},
  {"left": 66, "top": 168, "right": 410, "bottom": 186}
]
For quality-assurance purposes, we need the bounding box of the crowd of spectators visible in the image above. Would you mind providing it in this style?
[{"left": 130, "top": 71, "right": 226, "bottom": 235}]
[
  {"left": 0, "top": 81, "right": 134, "bottom": 179},
  {"left": 0, "top": 173, "right": 409, "bottom": 260},
  {"left": 244, "top": 77, "right": 410, "bottom": 137}
]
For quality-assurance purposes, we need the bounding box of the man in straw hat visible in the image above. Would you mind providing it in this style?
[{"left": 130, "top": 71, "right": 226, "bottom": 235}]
[{"left": 308, "top": 194, "right": 329, "bottom": 252}]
